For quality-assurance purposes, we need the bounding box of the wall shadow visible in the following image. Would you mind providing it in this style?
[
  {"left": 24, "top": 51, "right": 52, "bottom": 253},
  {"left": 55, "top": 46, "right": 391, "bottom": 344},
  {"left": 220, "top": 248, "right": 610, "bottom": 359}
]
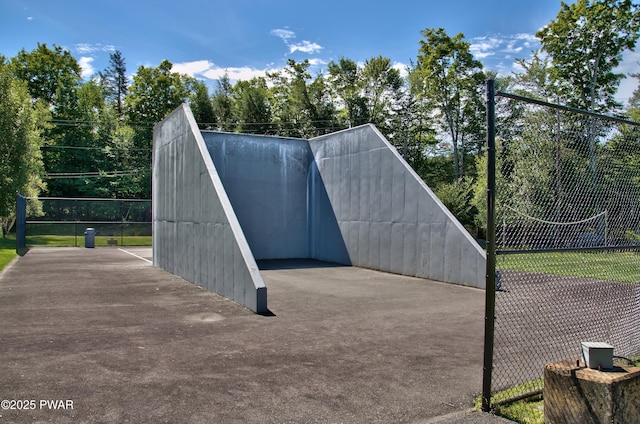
[{"left": 256, "top": 258, "right": 349, "bottom": 271}]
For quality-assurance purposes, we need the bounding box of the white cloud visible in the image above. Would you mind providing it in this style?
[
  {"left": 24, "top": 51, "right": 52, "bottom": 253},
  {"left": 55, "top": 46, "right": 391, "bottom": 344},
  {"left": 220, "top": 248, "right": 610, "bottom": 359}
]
[
  {"left": 172, "top": 60, "right": 214, "bottom": 76},
  {"left": 472, "top": 50, "right": 496, "bottom": 60},
  {"left": 203, "top": 66, "right": 272, "bottom": 81},
  {"left": 171, "top": 60, "right": 276, "bottom": 82},
  {"left": 27, "top": 16, "right": 33, "bottom": 20},
  {"left": 289, "top": 40, "right": 323, "bottom": 54},
  {"left": 271, "top": 28, "right": 296, "bottom": 40},
  {"left": 393, "top": 62, "right": 409, "bottom": 78},
  {"left": 271, "top": 27, "right": 323, "bottom": 55},
  {"left": 504, "top": 41, "right": 523, "bottom": 54},
  {"left": 78, "top": 57, "right": 95, "bottom": 78},
  {"left": 513, "top": 33, "right": 538, "bottom": 44},
  {"left": 471, "top": 33, "right": 541, "bottom": 64},
  {"left": 470, "top": 37, "right": 501, "bottom": 59},
  {"left": 307, "top": 58, "right": 327, "bottom": 67},
  {"left": 74, "top": 43, "right": 116, "bottom": 54},
  {"left": 511, "top": 60, "right": 526, "bottom": 74}
]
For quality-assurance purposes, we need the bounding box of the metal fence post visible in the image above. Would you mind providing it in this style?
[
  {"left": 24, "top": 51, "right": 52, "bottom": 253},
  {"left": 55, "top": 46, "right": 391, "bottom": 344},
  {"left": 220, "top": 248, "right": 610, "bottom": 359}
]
[{"left": 482, "top": 79, "right": 497, "bottom": 412}]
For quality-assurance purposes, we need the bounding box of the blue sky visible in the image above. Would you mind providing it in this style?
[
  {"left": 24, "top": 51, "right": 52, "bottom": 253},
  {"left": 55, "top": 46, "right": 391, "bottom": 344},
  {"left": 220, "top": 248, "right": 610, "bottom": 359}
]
[{"left": 1, "top": 0, "right": 638, "bottom": 103}]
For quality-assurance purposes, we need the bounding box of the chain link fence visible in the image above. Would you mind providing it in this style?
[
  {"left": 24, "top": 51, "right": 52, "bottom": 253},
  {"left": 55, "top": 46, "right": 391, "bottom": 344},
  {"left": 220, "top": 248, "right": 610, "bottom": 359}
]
[
  {"left": 20, "top": 197, "right": 151, "bottom": 247},
  {"left": 484, "top": 83, "right": 640, "bottom": 407}
]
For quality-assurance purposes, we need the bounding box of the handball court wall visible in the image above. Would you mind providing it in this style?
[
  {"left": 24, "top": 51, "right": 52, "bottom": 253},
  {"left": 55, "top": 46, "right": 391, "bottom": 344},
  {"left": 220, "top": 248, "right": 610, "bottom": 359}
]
[{"left": 153, "top": 104, "right": 485, "bottom": 313}]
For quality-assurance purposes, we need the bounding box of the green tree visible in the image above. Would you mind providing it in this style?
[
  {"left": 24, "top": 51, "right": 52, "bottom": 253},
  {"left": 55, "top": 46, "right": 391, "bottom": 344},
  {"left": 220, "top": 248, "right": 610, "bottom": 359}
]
[
  {"left": 327, "top": 57, "right": 368, "bottom": 127},
  {"left": 0, "top": 57, "right": 45, "bottom": 235},
  {"left": 98, "top": 50, "right": 128, "bottom": 117},
  {"left": 389, "top": 65, "right": 440, "bottom": 181},
  {"left": 414, "top": 28, "right": 486, "bottom": 181},
  {"left": 190, "top": 81, "right": 216, "bottom": 130},
  {"left": 596, "top": 74, "right": 640, "bottom": 240},
  {"left": 511, "top": 51, "right": 558, "bottom": 101},
  {"left": 125, "top": 60, "right": 199, "bottom": 197},
  {"left": 10, "top": 44, "right": 99, "bottom": 198},
  {"left": 11, "top": 43, "right": 82, "bottom": 107},
  {"left": 233, "top": 77, "right": 273, "bottom": 134},
  {"left": 360, "top": 56, "right": 403, "bottom": 134},
  {"left": 44, "top": 80, "right": 111, "bottom": 197},
  {"left": 435, "top": 177, "right": 478, "bottom": 231},
  {"left": 267, "top": 59, "right": 337, "bottom": 138},
  {"left": 598, "top": 124, "right": 640, "bottom": 241},
  {"left": 212, "top": 74, "right": 236, "bottom": 131},
  {"left": 126, "top": 60, "right": 197, "bottom": 127},
  {"left": 536, "top": 0, "right": 640, "bottom": 113},
  {"left": 306, "top": 73, "right": 340, "bottom": 136},
  {"left": 326, "top": 56, "right": 403, "bottom": 133},
  {"left": 536, "top": 0, "right": 640, "bottom": 228},
  {"left": 100, "top": 110, "right": 141, "bottom": 198}
]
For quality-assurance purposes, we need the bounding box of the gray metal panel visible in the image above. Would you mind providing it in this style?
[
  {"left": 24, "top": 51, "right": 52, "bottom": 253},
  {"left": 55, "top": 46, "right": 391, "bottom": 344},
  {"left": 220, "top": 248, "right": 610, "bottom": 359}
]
[
  {"left": 370, "top": 148, "right": 382, "bottom": 222},
  {"left": 391, "top": 157, "right": 405, "bottom": 223},
  {"left": 369, "top": 221, "right": 380, "bottom": 269},
  {"left": 429, "top": 223, "right": 446, "bottom": 282},
  {"left": 379, "top": 150, "right": 393, "bottom": 222},
  {"left": 390, "top": 223, "right": 405, "bottom": 271},
  {"left": 214, "top": 224, "right": 225, "bottom": 294},
  {"left": 403, "top": 223, "right": 418, "bottom": 275},
  {"left": 350, "top": 153, "right": 360, "bottom": 221},
  {"left": 379, "top": 224, "right": 392, "bottom": 272}
]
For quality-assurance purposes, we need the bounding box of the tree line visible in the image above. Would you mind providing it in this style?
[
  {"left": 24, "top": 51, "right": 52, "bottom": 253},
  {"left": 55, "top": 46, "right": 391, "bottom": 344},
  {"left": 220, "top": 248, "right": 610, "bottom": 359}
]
[{"left": 1, "top": 0, "right": 639, "bottom": 237}]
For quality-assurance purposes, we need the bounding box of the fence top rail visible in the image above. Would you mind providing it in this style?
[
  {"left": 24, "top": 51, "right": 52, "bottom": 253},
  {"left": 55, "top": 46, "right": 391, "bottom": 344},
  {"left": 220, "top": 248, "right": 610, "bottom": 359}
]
[
  {"left": 26, "top": 220, "right": 152, "bottom": 225},
  {"left": 496, "top": 90, "right": 640, "bottom": 127},
  {"left": 26, "top": 197, "right": 151, "bottom": 202},
  {"left": 497, "top": 244, "right": 640, "bottom": 255}
]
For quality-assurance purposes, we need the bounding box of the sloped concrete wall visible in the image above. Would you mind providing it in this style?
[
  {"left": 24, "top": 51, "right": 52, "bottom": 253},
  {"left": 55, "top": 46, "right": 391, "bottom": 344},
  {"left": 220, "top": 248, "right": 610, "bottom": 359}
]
[
  {"left": 309, "top": 124, "right": 486, "bottom": 288},
  {"left": 153, "top": 104, "right": 267, "bottom": 313}
]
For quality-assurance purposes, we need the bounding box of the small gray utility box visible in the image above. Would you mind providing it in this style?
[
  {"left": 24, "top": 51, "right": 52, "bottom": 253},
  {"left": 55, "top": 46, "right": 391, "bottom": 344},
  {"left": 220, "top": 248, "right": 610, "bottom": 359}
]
[{"left": 581, "top": 341, "right": 614, "bottom": 370}]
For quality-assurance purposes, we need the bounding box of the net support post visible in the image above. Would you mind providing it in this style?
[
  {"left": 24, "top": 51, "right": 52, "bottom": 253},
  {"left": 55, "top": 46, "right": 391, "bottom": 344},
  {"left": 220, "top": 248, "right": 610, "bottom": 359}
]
[{"left": 482, "top": 79, "right": 497, "bottom": 412}]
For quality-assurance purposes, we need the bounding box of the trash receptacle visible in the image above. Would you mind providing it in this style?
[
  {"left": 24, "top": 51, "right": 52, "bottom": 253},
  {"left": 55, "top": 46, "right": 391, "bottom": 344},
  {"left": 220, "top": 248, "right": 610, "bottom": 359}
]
[{"left": 84, "top": 228, "right": 95, "bottom": 248}]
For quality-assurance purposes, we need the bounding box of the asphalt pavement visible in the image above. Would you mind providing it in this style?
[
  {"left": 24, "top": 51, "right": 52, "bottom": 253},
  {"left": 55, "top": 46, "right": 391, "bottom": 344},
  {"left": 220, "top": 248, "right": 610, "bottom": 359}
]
[{"left": 0, "top": 247, "right": 513, "bottom": 423}]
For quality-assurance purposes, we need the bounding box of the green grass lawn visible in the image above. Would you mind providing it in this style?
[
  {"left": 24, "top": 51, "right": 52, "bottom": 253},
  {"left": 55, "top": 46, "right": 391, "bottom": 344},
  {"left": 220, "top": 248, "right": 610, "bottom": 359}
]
[
  {"left": 0, "top": 237, "right": 17, "bottom": 272},
  {"left": 484, "top": 378, "right": 544, "bottom": 424},
  {"left": 474, "top": 378, "right": 544, "bottom": 424},
  {"left": 499, "top": 251, "right": 640, "bottom": 283},
  {"left": 25, "top": 235, "right": 152, "bottom": 247},
  {"left": 490, "top": 396, "right": 544, "bottom": 424}
]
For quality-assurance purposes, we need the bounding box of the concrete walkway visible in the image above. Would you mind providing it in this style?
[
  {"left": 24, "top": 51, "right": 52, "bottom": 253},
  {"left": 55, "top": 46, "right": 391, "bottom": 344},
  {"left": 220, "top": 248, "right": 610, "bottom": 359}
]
[{"left": 0, "top": 248, "right": 512, "bottom": 423}]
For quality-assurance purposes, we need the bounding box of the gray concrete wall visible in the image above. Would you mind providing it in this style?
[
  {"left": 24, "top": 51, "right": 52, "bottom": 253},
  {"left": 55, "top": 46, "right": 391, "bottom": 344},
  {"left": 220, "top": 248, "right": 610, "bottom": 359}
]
[
  {"left": 152, "top": 104, "right": 267, "bottom": 313},
  {"left": 309, "top": 124, "right": 486, "bottom": 288},
  {"left": 202, "top": 131, "right": 350, "bottom": 263},
  {"left": 153, "top": 105, "right": 485, "bottom": 314},
  {"left": 202, "top": 132, "right": 311, "bottom": 260},
  {"left": 308, "top": 159, "right": 351, "bottom": 264}
]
